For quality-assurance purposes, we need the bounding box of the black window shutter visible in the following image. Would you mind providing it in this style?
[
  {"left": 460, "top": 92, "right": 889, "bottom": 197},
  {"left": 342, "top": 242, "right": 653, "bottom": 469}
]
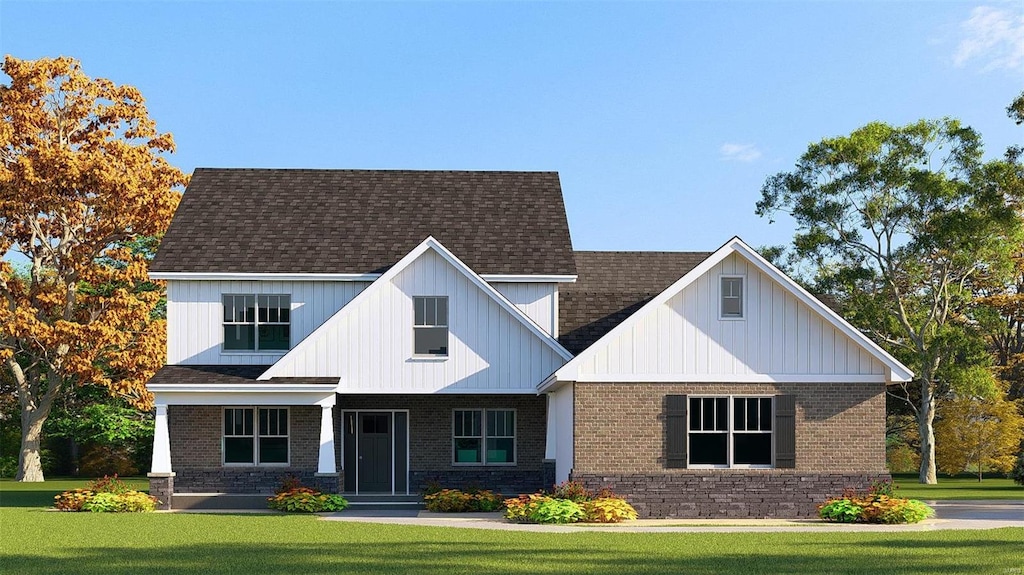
[
  {"left": 775, "top": 395, "right": 796, "bottom": 469},
  {"left": 665, "top": 395, "right": 687, "bottom": 468}
]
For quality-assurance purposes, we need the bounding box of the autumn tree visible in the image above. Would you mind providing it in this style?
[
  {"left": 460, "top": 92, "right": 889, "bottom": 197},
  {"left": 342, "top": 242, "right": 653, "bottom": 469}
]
[
  {"left": 757, "top": 118, "right": 1021, "bottom": 484},
  {"left": 0, "top": 56, "right": 185, "bottom": 481},
  {"left": 935, "top": 386, "right": 1024, "bottom": 481}
]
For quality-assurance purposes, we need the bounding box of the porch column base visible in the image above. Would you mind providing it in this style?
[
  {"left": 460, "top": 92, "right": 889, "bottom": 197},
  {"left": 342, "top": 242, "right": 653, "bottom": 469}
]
[{"left": 147, "top": 472, "right": 175, "bottom": 511}]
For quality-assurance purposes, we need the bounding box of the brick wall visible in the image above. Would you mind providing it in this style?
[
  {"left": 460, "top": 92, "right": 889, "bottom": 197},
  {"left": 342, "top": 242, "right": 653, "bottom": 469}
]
[
  {"left": 574, "top": 382, "right": 886, "bottom": 473},
  {"left": 168, "top": 404, "right": 323, "bottom": 493},
  {"left": 571, "top": 382, "right": 888, "bottom": 518},
  {"left": 340, "top": 394, "right": 548, "bottom": 495}
]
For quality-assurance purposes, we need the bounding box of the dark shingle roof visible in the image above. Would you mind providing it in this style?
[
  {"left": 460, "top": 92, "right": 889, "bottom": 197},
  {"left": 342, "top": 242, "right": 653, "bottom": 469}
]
[
  {"left": 558, "top": 251, "right": 711, "bottom": 355},
  {"left": 146, "top": 365, "right": 337, "bottom": 386},
  {"left": 151, "top": 169, "right": 576, "bottom": 275}
]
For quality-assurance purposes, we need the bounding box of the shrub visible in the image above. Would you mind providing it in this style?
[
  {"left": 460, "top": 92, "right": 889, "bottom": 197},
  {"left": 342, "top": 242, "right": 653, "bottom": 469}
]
[
  {"left": 88, "top": 474, "right": 129, "bottom": 495},
  {"left": 818, "top": 492, "right": 933, "bottom": 524},
  {"left": 1010, "top": 452, "right": 1024, "bottom": 486},
  {"left": 54, "top": 489, "right": 95, "bottom": 512},
  {"left": 267, "top": 487, "right": 348, "bottom": 513},
  {"left": 550, "top": 480, "right": 591, "bottom": 502},
  {"left": 0, "top": 455, "right": 17, "bottom": 478},
  {"left": 423, "top": 489, "right": 504, "bottom": 512},
  {"left": 81, "top": 492, "right": 121, "bottom": 513},
  {"left": 583, "top": 497, "right": 639, "bottom": 523},
  {"left": 504, "top": 494, "right": 549, "bottom": 522},
  {"left": 528, "top": 498, "right": 586, "bottom": 524}
]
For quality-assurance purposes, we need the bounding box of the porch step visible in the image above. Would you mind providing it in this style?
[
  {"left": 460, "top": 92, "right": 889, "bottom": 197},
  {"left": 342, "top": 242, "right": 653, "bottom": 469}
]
[{"left": 342, "top": 494, "right": 424, "bottom": 511}]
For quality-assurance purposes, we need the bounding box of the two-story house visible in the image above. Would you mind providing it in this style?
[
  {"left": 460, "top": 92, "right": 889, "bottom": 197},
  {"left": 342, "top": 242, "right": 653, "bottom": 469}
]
[{"left": 145, "top": 169, "right": 912, "bottom": 518}]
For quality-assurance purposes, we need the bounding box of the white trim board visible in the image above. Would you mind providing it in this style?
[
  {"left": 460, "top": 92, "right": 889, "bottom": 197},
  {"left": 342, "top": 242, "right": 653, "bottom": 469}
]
[
  {"left": 259, "top": 236, "right": 574, "bottom": 381},
  {"left": 546, "top": 236, "right": 914, "bottom": 391},
  {"left": 150, "top": 271, "right": 577, "bottom": 283},
  {"left": 571, "top": 374, "right": 889, "bottom": 383}
]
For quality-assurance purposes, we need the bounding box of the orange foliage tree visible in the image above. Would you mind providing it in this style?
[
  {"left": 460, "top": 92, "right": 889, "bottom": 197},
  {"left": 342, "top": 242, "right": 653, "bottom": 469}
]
[{"left": 0, "top": 56, "right": 185, "bottom": 481}]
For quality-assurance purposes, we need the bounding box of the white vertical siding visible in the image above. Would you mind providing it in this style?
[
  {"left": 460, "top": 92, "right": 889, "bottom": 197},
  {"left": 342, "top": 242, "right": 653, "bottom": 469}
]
[
  {"left": 492, "top": 282, "right": 558, "bottom": 336},
  {"left": 166, "top": 280, "right": 368, "bottom": 365},
  {"left": 267, "top": 249, "right": 567, "bottom": 392},
  {"left": 577, "top": 253, "right": 886, "bottom": 378},
  {"left": 550, "top": 384, "right": 574, "bottom": 483}
]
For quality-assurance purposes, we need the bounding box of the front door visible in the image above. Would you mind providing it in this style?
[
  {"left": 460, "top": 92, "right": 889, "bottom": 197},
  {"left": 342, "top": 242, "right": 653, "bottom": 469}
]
[{"left": 356, "top": 412, "right": 392, "bottom": 493}]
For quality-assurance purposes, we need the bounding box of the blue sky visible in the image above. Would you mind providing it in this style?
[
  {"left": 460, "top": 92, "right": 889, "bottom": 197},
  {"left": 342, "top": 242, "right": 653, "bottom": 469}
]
[{"left": 3, "top": 1, "right": 1022, "bottom": 252}]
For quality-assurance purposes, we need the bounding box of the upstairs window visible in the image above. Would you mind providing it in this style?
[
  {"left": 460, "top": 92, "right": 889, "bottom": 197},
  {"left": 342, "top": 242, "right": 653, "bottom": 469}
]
[
  {"left": 720, "top": 277, "right": 744, "bottom": 319},
  {"left": 223, "top": 295, "right": 291, "bottom": 351},
  {"left": 413, "top": 296, "right": 448, "bottom": 356}
]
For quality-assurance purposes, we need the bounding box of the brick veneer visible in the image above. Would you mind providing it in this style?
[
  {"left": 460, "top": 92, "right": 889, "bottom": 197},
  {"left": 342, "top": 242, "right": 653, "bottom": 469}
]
[
  {"left": 572, "top": 382, "right": 888, "bottom": 518},
  {"left": 340, "top": 394, "right": 548, "bottom": 495},
  {"left": 167, "top": 404, "right": 324, "bottom": 494},
  {"left": 164, "top": 394, "right": 547, "bottom": 497}
]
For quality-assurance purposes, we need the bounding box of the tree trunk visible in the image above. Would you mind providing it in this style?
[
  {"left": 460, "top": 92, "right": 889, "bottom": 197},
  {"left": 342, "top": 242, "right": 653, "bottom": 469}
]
[
  {"left": 16, "top": 409, "right": 48, "bottom": 482},
  {"left": 917, "top": 377, "right": 938, "bottom": 484}
]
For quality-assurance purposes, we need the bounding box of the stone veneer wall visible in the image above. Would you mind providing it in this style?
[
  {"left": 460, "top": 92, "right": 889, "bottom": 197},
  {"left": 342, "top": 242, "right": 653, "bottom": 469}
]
[
  {"left": 572, "top": 382, "right": 888, "bottom": 518},
  {"left": 339, "top": 394, "right": 548, "bottom": 495}
]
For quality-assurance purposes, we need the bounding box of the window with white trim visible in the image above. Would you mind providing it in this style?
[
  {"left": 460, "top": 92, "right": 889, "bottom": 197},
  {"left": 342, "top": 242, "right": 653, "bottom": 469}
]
[
  {"left": 413, "top": 296, "right": 448, "bottom": 356},
  {"left": 689, "top": 397, "right": 772, "bottom": 467},
  {"left": 453, "top": 409, "right": 515, "bottom": 465},
  {"left": 223, "top": 407, "right": 289, "bottom": 465},
  {"left": 222, "top": 295, "right": 291, "bottom": 351},
  {"left": 720, "top": 277, "right": 744, "bottom": 319}
]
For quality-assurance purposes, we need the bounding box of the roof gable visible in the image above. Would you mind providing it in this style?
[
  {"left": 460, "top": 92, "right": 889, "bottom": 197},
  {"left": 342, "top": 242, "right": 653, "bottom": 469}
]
[
  {"left": 151, "top": 169, "right": 576, "bottom": 276},
  {"left": 259, "top": 237, "right": 572, "bottom": 385},
  {"left": 549, "top": 237, "right": 914, "bottom": 387}
]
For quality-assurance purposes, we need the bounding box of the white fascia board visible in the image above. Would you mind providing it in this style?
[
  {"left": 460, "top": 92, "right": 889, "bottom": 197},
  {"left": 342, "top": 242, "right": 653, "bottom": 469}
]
[
  {"left": 149, "top": 272, "right": 380, "bottom": 281},
  {"left": 149, "top": 271, "right": 576, "bottom": 283},
  {"left": 258, "top": 236, "right": 573, "bottom": 380},
  {"left": 336, "top": 386, "right": 541, "bottom": 395},
  {"left": 572, "top": 373, "right": 889, "bottom": 384},
  {"left": 552, "top": 236, "right": 914, "bottom": 384},
  {"left": 149, "top": 385, "right": 338, "bottom": 407}
]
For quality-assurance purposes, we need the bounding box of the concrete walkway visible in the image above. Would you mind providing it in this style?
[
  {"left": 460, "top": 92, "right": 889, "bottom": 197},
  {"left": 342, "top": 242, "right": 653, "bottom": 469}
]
[{"left": 319, "top": 500, "right": 1024, "bottom": 532}]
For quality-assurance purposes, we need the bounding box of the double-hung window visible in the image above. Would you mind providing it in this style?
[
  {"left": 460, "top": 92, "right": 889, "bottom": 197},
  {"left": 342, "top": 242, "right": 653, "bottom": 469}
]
[
  {"left": 223, "top": 295, "right": 291, "bottom": 351},
  {"left": 413, "top": 296, "right": 448, "bottom": 356},
  {"left": 689, "top": 396, "right": 772, "bottom": 467},
  {"left": 224, "top": 407, "right": 289, "bottom": 465},
  {"left": 453, "top": 409, "right": 515, "bottom": 465}
]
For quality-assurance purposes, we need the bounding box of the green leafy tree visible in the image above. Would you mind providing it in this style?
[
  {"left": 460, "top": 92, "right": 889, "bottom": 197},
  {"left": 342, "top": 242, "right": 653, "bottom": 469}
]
[{"left": 757, "top": 118, "right": 1021, "bottom": 483}]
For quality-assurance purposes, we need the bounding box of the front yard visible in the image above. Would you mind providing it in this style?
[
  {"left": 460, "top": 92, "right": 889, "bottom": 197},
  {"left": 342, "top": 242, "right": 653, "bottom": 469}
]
[{"left": 1, "top": 479, "right": 1022, "bottom": 574}]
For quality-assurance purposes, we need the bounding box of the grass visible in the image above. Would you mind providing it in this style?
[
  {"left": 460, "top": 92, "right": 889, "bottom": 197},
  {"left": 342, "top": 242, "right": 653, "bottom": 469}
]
[
  {"left": 2, "top": 478, "right": 1023, "bottom": 574},
  {"left": 891, "top": 474, "right": 1024, "bottom": 501}
]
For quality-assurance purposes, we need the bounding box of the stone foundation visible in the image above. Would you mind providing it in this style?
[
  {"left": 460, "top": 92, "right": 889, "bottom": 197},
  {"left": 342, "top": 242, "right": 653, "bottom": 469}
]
[
  {"left": 410, "top": 468, "right": 546, "bottom": 496},
  {"left": 571, "top": 472, "right": 891, "bottom": 518},
  {"left": 147, "top": 473, "right": 174, "bottom": 510},
  {"left": 173, "top": 468, "right": 341, "bottom": 494}
]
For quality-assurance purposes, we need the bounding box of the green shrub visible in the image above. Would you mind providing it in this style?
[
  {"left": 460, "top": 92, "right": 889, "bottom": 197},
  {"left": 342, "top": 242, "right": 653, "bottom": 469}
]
[
  {"left": 878, "top": 498, "right": 934, "bottom": 524},
  {"left": 528, "top": 498, "right": 586, "bottom": 524},
  {"left": 819, "top": 492, "right": 933, "bottom": 525},
  {"left": 818, "top": 498, "right": 863, "bottom": 523},
  {"left": 504, "top": 495, "right": 548, "bottom": 522},
  {"left": 0, "top": 455, "right": 17, "bottom": 478},
  {"left": 81, "top": 492, "right": 121, "bottom": 513},
  {"left": 583, "top": 497, "right": 639, "bottom": 523},
  {"left": 54, "top": 477, "right": 158, "bottom": 513},
  {"left": 423, "top": 489, "right": 503, "bottom": 512},
  {"left": 267, "top": 487, "right": 348, "bottom": 513}
]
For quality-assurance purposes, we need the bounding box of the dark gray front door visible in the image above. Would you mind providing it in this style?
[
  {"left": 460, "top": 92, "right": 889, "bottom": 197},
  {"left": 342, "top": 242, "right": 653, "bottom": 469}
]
[{"left": 357, "top": 412, "right": 392, "bottom": 493}]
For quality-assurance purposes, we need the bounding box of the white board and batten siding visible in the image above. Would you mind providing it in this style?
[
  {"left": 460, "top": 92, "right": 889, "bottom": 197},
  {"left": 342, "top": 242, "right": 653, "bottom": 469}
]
[
  {"left": 266, "top": 249, "right": 567, "bottom": 393},
  {"left": 575, "top": 253, "right": 887, "bottom": 381},
  {"left": 492, "top": 282, "right": 558, "bottom": 337},
  {"left": 166, "top": 280, "right": 369, "bottom": 365}
]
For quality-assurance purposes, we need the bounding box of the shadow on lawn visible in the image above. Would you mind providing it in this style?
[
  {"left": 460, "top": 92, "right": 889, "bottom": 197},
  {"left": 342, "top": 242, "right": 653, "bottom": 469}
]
[
  {"left": 0, "top": 489, "right": 65, "bottom": 509},
  {"left": 2, "top": 538, "right": 1014, "bottom": 575}
]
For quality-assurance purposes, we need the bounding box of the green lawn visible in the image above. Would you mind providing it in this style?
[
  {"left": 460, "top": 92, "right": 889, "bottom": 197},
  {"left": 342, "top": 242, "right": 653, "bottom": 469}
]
[
  {"left": 891, "top": 474, "right": 1024, "bottom": 500},
  {"left": 2, "top": 479, "right": 1023, "bottom": 575}
]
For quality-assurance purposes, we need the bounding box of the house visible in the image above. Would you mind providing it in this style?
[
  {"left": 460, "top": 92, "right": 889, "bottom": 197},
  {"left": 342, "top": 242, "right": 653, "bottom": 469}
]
[{"left": 145, "top": 168, "right": 913, "bottom": 518}]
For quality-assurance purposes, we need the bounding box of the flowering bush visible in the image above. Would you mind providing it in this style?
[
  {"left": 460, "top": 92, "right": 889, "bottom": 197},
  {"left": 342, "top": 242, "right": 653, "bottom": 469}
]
[
  {"left": 53, "top": 475, "right": 158, "bottom": 513},
  {"left": 267, "top": 487, "right": 348, "bottom": 513},
  {"left": 818, "top": 485, "right": 933, "bottom": 524},
  {"left": 504, "top": 484, "right": 636, "bottom": 524},
  {"left": 423, "top": 489, "right": 504, "bottom": 512}
]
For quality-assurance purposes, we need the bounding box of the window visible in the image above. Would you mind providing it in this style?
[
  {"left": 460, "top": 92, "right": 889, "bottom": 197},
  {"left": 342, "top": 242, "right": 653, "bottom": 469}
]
[
  {"left": 720, "top": 277, "right": 744, "bottom": 319},
  {"left": 688, "top": 397, "right": 772, "bottom": 467},
  {"left": 453, "top": 409, "right": 515, "bottom": 465},
  {"left": 223, "top": 295, "right": 291, "bottom": 351},
  {"left": 223, "top": 407, "right": 289, "bottom": 465},
  {"left": 413, "top": 296, "right": 448, "bottom": 356}
]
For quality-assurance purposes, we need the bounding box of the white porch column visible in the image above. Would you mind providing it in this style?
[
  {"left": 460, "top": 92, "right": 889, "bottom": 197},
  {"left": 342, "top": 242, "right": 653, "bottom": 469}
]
[
  {"left": 317, "top": 404, "right": 337, "bottom": 474},
  {"left": 151, "top": 404, "right": 173, "bottom": 474},
  {"left": 544, "top": 393, "right": 557, "bottom": 460}
]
